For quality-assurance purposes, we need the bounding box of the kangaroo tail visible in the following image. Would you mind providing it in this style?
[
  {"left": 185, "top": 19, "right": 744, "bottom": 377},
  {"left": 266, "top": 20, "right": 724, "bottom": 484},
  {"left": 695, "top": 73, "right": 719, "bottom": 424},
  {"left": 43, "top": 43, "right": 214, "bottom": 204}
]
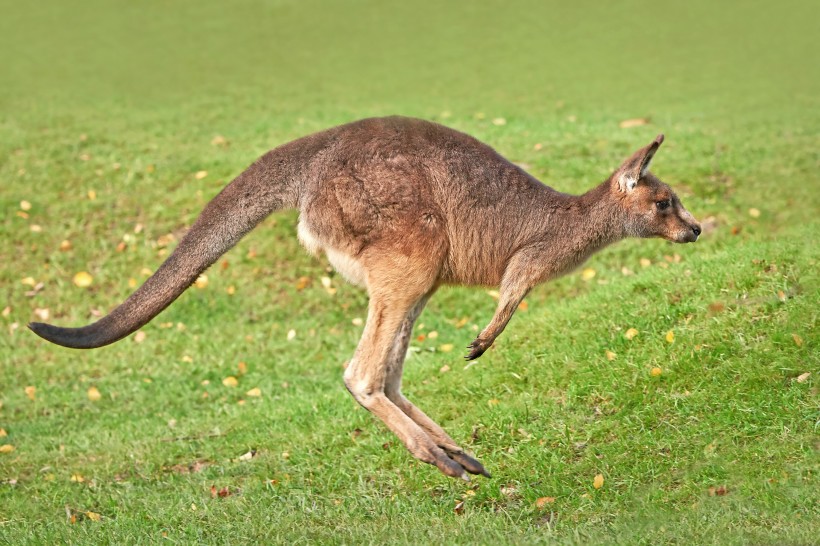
[{"left": 29, "top": 146, "right": 305, "bottom": 349}]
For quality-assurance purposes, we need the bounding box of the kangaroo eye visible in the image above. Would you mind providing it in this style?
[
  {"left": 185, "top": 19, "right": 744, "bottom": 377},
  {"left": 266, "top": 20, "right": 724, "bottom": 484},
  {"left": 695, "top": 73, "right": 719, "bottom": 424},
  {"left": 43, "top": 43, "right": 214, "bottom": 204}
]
[{"left": 656, "top": 200, "right": 671, "bottom": 211}]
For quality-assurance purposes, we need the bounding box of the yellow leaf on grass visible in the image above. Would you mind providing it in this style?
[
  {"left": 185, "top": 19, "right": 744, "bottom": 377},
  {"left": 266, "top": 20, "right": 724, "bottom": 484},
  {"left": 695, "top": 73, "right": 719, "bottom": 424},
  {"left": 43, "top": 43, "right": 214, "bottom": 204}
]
[
  {"left": 85, "top": 511, "right": 101, "bottom": 522},
  {"left": 440, "top": 344, "right": 454, "bottom": 353},
  {"left": 0, "top": 444, "right": 15, "bottom": 453},
  {"left": 73, "top": 271, "right": 94, "bottom": 288},
  {"left": 650, "top": 367, "right": 663, "bottom": 377},
  {"left": 535, "top": 496, "right": 555, "bottom": 508},
  {"left": 87, "top": 387, "right": 102, "bottom": 402},
  {"left": 0, "top": 428, "right": 6, "bottom": 437},
  {"left": 70, "top": 473, "right": 85, "bottom": 483},
  {"left": 222, "top": 376, "right": 238, "bottom": 388},
  {"left": 665, "top": 330, "right": 675, "bottom": 343},
  {"left": 25, "top": 386, "right": 36, "bottom": 400},
  {"left": 238, "top": 361, "right": 248, "bottom": 375},
  {"left": 605, "top": 350, "right": 617, "bottom": 361},
  {"left": 133, "top": 331, "right": 146, "bottom": 343},
  {"left": 748, "top": 208, "right": 761, "bottom": 218},
  {"left": 195, "top": 170, "right": 208, "bottom": 180},
  {"left": 593, "top": 474, "right": 604, "bottom": 489},
  {"left": 792, "top": 334, "right": 803, "bottom": 347},
  {"left": 581, "top": 268, "right": 596, "bottom": 281},
  {"left": 796, "top": 372, "right": 810, "bottom": 383},
  {"left": 488, "top": 398, "right": 500, "bottom": 407},
  {"left": 194, "top": 274, "right": 208, "bottom": 289},
  {"left": 246, "top": 387, "right": 262, "bottom": 397},
  {"left": 20, "top": 200, "right": 32, "bottom": 211},
  {"left": 619, "top": 118, "right": 649, "bottom": 128},
  {"left": 625, "top": 328, "right": 639, "bottom": 340}
]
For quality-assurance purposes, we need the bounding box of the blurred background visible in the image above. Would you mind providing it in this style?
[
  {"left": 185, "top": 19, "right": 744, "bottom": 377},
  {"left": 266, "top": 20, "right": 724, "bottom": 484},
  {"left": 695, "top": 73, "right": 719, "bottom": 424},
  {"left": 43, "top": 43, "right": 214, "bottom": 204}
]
[{"left": 1, "top": 0, "right": 816, "bottom": 123}]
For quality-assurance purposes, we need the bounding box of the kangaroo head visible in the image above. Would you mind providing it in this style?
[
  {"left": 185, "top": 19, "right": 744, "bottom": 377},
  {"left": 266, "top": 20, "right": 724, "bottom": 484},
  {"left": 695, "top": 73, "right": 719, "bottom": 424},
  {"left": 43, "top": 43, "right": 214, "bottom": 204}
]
[{"left": 611, "top": 134, "right": 701, "bottom": 243}]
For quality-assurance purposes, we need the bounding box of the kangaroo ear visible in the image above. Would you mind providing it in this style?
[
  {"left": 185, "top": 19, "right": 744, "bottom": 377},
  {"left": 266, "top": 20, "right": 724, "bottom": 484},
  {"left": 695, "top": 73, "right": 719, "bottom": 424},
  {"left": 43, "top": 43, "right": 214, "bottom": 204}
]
[{"left": 616, "top": 134, "right": 664, "bottom": 192}]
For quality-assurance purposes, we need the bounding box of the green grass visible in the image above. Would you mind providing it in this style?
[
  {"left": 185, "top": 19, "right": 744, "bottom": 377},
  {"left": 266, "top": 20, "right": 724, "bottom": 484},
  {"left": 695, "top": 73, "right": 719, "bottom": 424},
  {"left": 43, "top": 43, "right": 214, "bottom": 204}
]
[{"left": 1, "top": 0, "right": 818, "bottom": 543}]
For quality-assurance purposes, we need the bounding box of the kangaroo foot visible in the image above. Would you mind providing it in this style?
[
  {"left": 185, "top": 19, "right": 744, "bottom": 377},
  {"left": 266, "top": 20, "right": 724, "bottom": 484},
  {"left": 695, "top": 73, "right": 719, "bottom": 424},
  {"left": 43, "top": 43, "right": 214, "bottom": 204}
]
[
  {"left": 446, "top": 449, "right": 492, "bottom": 478},
  {"left": 465, "top": 338, "right": 489, "bottom": 360}
]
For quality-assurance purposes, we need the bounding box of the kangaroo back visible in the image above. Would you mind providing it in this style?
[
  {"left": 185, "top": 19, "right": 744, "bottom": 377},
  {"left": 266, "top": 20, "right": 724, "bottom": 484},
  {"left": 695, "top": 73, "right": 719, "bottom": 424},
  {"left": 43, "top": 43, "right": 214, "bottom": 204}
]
[{"left": 28, "top": 138, "right": 316, "bottom": 348}]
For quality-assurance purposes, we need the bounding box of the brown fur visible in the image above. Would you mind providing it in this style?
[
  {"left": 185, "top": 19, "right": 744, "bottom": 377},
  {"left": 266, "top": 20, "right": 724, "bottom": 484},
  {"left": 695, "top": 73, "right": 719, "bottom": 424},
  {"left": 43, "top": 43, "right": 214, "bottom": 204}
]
[{"left": 30, "top": 116, "right": 700, "bottom": 479}]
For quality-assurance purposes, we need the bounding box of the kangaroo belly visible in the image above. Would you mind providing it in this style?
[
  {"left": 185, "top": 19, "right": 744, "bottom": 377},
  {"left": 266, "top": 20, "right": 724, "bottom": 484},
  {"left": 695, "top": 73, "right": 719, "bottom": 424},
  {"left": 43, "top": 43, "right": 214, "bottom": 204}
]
[{"left": 297, "top": 220, "right": 368, "bottom": 288}]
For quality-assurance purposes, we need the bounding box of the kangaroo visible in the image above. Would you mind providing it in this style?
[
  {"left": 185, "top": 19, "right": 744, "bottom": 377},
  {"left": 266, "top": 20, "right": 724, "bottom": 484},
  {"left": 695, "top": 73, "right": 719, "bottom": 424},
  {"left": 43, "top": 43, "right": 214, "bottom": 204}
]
[{"left": 30, "top": 116, "right": 701, "bottom": 480}]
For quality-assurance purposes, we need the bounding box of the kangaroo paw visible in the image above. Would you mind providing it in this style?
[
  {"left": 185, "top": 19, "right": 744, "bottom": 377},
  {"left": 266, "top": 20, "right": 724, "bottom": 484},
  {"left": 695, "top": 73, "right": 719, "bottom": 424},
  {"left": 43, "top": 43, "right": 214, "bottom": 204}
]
[
  {"left": 447, "top": 450, "right": 492, "bottom": 478},
  {"left": 465, "top": 338, "right": 488, "bottom": 360}
]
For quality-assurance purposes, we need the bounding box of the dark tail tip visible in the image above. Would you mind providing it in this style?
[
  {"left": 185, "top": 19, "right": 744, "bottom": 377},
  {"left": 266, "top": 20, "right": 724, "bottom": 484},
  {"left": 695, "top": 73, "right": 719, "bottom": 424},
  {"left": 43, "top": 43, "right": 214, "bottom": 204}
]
[{"left": 28, "top": 322, "right": 111, "bottom": 349}]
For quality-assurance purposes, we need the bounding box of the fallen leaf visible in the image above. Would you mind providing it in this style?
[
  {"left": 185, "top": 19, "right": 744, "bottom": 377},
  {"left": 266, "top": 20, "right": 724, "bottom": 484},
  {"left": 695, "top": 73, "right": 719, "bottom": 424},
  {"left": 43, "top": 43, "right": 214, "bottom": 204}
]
[
  {"left": 777, "top": 290, "right": 787, "bottom": 303},
  {"left": 535, "top": 496, "right": 556, "bottom": 508},
  {"left": 295, "top": 276, "right": 310, "bottom": 291},
  {"left": 427, "top": 330, "right": 439, "bottom": 339},
  {"left": 70, "top": 473, "right": 84, "bottom": 483},
  {"left": 287, "top": 329, "right": 296, "bottom": 341},
  {"left": 34, "top": 308, "right": 50, "bottom": 321},
  {"left": 708, "top": 302, "right": 725, "bottom": 314},
  {"left": 194, "top": 274, "right": 208, "bottom": 289},
  {"left": 222, "top": 376, "right": 238, "bottom": 387},
  {"left": 246, "top": 387, "right": 262, "bottom": 397},
  {"left": 639, "top": 258, "right": 651, "bottom": 268},
  {"left": 605, "top": 350, "right": 617, "bottom": 361},
  {"left": 488, "top": 398, "right": 500, "bottom": 407},
  {"left": 593, "top": 474, "right": 604, "bottom": 489},
  {"left": 218, "top": 486, "right": 232, "bottom": 498},
  {"left": 211, "top": 135, "right": 228, "bottom": 147},
  {"left": 748, "top": 208, "right": 761, "bottom": 218},
  {"left": 650, "top": 367, "right": 663, "bottom": 377},
  {"left": 85, "top": 511, "right": 101, "bottom": 522},
  {"left": 0, "top": 445, "right": 14, "bottom": 454},
  {"left": 625, "top": 328, "right": 639, "bottom": 340},
  {"left": 518, "top": 300, "right": 529, "bottom": 311},
  {"left": 30, "top": 224, "right": 42, "bottom": 233},
  {"left": 133, "top": 331, "right": 146, "bottom": 343},
  {"left": 665, "top": 330, "right": 675, "bottom": 344},
  {"left": 492, "top": 117, "right": 507, "bottom": 126},
  {"left": 87, "top": 190, "right": 96, "bottom": 200},
  {"left": 25, "top": 386, "right": 36, "bottom": 400},
  {"left": 440, "top": 343, "right": 454, "bottom": 353},
  {"left": 454, "top": 500, "right": 465, "bottom": 515},
  {"left": 708, "top": 485, "right": 729, "bottom": 496},
  {"left": 21, "top": 277, "right": 36, "bottom": 286},
  {"left": 581, "top": 268, "right": 596, "bottom": 281},
  {"left": 352, "top": 317, "right": 363, "bottom": 326},
  {"left": 87, "top": 387, "right": 102, "bottom": 402},
  {"left": 619, "top": 117, "right": 649, "bottom": 128},
  {"left": 439, "top": 365, "right": 450, "bottom": 373},
  {"left": 20, "top": 200, "right": 32, "bottom": 211},
  {"left": 195, "top": 170, "right": 208, "bottom": 180},
  {"left": 796, "top": 372, "right": 810, "bottom": 383},
  {"left": 791, "top": 334, "right": 803, "bottom": 347},
  {"left": 1, "top": 307, "right": 9, "bottom": 317},
  {"left": 0, "top": 428, "right": 6, "bottom": 437}
]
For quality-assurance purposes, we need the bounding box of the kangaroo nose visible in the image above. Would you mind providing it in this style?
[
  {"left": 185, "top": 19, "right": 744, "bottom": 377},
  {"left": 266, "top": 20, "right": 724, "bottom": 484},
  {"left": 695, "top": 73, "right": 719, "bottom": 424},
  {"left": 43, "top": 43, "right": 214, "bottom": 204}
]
[{"left": 692, "top": 224, "right": 701, "bottom": 237}]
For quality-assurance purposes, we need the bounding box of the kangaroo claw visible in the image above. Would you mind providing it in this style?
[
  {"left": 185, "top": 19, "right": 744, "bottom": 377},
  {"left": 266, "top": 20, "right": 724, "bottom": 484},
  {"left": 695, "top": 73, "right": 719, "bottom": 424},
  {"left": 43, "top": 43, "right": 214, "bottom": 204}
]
[
  {"left": 448, "top": 450, "right": 492, "bottom": 478},
  {"left": 465, "top": 339, "right": 487, "bottom": 361}
]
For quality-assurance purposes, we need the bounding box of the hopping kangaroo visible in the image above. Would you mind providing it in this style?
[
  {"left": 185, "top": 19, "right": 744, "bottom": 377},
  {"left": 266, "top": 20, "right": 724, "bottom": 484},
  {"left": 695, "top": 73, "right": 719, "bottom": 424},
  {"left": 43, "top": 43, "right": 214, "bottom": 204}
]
[{"left": 30, "top": 116, "right": 701, "bottom": 480}]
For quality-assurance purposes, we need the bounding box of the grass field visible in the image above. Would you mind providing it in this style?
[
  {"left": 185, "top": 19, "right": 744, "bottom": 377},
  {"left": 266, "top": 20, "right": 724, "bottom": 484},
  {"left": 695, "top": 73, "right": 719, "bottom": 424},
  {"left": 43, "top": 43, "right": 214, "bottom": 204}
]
[{"left": 1, "top": 1, "right": 818, "bottom": 543}]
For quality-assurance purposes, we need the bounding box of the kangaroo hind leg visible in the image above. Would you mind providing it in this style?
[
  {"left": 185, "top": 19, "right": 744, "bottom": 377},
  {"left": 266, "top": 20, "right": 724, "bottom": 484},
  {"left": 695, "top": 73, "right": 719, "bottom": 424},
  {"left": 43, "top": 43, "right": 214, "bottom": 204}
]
[{"left": 383, "top": 293, "right": 491, "bottom": 477}]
